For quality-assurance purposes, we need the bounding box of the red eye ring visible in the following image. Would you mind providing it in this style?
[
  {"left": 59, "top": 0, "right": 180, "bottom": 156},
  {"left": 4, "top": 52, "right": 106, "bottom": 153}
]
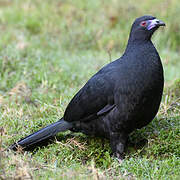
[{"left": 140, "top": 21, "right": 147, "bottom": 27}]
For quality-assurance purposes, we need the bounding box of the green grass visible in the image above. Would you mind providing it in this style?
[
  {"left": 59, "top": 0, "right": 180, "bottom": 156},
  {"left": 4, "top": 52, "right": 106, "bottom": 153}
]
[{"left": 0, "top": 0, "right": 180, "bottom": 179}]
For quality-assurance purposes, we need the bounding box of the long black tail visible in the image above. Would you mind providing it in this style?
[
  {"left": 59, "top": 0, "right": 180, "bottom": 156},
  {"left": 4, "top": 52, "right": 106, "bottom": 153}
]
[{"left": 9, "top": 118, "right": 73, "bottom": 151}]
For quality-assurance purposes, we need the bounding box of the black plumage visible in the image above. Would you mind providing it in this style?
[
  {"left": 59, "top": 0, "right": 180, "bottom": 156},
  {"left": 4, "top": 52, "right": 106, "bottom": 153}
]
[{"left": 10, "top": 15, "right": 165, "bottom": 159}]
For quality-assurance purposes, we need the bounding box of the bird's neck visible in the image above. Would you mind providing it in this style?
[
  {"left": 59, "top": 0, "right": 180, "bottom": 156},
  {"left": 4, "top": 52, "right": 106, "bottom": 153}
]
[
  {"left": 128, "top": 29, "right": 153, "bottom": 42},
  {"left": 124, "top": 39, "right": 153, "bottom": 54},
  {"left": 123, "top": 39, "right": 162, "bottom": 69}
]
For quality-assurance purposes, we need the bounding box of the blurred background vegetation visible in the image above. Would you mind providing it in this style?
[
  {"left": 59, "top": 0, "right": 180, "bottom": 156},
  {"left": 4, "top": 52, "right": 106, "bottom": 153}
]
[{"left": 0, "top": 0, "right": 179, "bottom": 179}]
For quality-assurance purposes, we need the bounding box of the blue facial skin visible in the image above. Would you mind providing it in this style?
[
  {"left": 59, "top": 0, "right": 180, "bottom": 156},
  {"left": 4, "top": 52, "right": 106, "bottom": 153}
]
[{"left": 147, "top": 19, "right": 165, "bottom": 30}]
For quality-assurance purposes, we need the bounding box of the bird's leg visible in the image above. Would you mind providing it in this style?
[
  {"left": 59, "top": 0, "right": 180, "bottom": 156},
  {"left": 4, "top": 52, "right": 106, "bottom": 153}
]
[{"left": 110, "top": 132, "right": 128, "bottom": 160}]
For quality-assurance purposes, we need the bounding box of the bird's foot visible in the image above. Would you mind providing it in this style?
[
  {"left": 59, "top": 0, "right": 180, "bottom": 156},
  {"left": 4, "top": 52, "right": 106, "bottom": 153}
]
[
  {"left": 110, "top": 131, "right": 127, "bottom": 163},
  {"left": 113, "top": 152, "right": 124, "bottom": 164}
]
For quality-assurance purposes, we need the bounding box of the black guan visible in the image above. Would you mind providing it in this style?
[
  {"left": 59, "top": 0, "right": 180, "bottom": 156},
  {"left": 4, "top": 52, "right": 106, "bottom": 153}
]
[{"left": 10, "top": 15, "right": 165, "bottom": 159}]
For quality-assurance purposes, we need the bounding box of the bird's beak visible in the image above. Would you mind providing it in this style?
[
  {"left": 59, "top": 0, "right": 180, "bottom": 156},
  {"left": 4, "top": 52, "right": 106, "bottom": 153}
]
[{"left": 147, "top": 19, "right": 166, "bottom": 30}]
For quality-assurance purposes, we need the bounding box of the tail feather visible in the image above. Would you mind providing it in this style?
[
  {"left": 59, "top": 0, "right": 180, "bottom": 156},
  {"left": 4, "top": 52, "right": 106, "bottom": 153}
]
[{"left": 9, "top": 119, "right": 73, "bottom": 151}]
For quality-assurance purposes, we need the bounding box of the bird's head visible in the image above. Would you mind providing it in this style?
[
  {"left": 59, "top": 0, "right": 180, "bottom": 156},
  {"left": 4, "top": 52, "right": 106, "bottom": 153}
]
[{"left": 129, "top": 15, "right": 165, "bottom": 41}]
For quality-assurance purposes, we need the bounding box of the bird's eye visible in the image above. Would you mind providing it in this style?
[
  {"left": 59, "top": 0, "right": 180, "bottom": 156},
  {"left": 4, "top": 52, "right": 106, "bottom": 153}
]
[{"left": 140, "top": 21, "right": 147, "bottom": 27}]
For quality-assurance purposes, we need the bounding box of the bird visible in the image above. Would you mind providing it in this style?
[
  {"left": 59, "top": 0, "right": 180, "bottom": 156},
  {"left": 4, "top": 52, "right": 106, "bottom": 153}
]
[{"left": 10, "top": 15, "right": 165, "bottom": 159}]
